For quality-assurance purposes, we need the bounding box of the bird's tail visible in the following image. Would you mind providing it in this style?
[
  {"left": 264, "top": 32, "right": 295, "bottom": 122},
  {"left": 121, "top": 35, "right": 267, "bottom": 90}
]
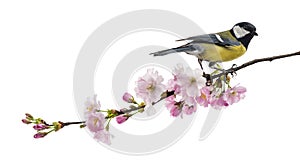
[{"left": 150, "top": 46, "right": 193, "bottom": 56}]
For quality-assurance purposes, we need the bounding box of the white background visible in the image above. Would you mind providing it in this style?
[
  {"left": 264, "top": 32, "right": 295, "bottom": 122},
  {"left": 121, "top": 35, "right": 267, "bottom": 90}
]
[{"left": 1, "top": 0, "right": 300, "bottom": 160}]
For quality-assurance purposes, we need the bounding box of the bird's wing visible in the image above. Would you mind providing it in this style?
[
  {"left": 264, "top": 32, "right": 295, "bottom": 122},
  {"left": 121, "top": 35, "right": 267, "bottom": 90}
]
[{"left": 177, "top": 33, "right": 240, "bottom": 47}]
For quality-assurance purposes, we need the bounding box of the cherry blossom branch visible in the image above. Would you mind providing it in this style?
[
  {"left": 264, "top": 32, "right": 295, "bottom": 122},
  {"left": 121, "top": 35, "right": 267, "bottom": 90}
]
[
  {"left": 202, "top": 51, "right": 300, "bottom": 82},
  {"left": 21, "top": 113, "right": 86, "bottom": 139},
  {"left": 22, "top": 91, "right": 178, "bottom": 138},
  {"left": 23, "top": 51, "right": 300, "bottom": 144}
]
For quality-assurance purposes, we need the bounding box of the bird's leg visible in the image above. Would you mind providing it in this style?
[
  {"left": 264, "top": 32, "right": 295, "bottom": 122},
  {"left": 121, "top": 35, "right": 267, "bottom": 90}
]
[
  {"left": 198, "top": 59, "right": 204, "bottom": 71},
  {"left": 198, "top": 59, "right": 212, "bottom": 86}
]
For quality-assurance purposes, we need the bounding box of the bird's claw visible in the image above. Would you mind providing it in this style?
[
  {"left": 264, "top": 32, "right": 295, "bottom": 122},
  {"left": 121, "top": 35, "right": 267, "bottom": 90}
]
[
  {"left": 202, "top": 72, "right": 212, "bottom": 86},
  {"left": 229, "top": 64, "right": 238, "bottom": 77}
]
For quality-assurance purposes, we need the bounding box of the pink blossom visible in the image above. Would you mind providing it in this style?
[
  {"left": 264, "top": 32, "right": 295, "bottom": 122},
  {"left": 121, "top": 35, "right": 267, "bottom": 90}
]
[
  {"left": 135, "top": 69, "right": 165, "bottom": 105},
  {"left": 170, "top": 106, "right": 182, "bottom": 117},
  {"left": 86, "top": 112, "right": 105, "bottom": 132},
  {"left": 170, "top": 65, "right": 205, "bottom": 106},
  {"left": 196, "top": 86, "right": 211, "bottom": 107},
  {"left": 210, "top": 96, "right": 229, "bottom": 109},
  {"left": 116, "top": 115, "right": 128, "bottom": 124},
  {"left": 122, "top": 92, "right": 134, "bottom": 103},
  {"left": 165, "top": 91, "right": 197, "bottom": 116},
  {"left": 84, "top": 95, "right": 101, "bottom": 119},
  {"left": 165, "top": 95, "right": 176, "bottom": 110},
  {"left": 224, "top": 86, "right": 247, "bottom": 105},
  {"left": 183, "top": 104, "right": 197, "bottom": 115},
  {"left": 174, "top": 66, "right": 205, "bottom": 98},
  {"left": 183, "top": 96, "right": 197, "bottom": 107},
  {"left": 165, "top": 95, "right": 182, "bottom": 117},
  {"left": 183, "top": 68, "right": 204, "bottom": 97},
  {"left": 94, "top": 130, "right": 111, "bottom": 145},
  {"left": 167, "top": 79, "right": 181, "bottom": 94}
]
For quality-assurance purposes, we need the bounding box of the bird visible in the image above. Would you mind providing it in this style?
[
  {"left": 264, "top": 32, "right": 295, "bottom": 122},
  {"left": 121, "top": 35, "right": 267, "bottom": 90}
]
[{"left": 150, "top": 22, "right": 258, "bottom": 69}]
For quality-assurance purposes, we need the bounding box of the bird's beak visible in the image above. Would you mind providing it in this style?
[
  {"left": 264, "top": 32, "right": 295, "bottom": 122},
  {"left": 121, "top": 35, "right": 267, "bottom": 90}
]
[{"left": 254, "top": 31, "right": 258, "bottom": 36}]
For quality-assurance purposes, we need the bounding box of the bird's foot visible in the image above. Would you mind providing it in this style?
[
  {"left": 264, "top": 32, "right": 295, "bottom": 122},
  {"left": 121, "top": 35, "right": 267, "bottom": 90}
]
[
  {"left": 202, "top": 72, "right": 212, "bottom": 86},
  {"left": 228, "top": 64, "right": 238, "bottom": 77}
]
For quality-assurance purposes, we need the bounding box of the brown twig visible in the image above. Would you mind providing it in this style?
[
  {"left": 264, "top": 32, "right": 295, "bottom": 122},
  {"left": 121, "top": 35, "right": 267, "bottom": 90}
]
[
  {"left": 61, "top": 121, "right": 85, "bottom": 127},
  {"left": 202, "top": 51, "right": 300, "bottom": 81},
  {"left": 120, "top": 105, "right": 145, "bottom": 114},
  {"left": 120, "top": 91, "right": 175, "bottom": 114}
]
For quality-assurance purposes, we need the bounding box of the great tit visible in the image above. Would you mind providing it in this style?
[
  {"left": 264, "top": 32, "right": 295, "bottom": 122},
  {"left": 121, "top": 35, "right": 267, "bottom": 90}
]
[{"left": 150, "top": 22, "right": 258, "bottom": 69}]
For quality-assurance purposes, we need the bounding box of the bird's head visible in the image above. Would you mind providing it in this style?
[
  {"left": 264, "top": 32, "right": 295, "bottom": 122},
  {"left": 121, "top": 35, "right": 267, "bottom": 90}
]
[
  {"left": 232, "top": 22, "right": 258, "bottom": 38},
  {"left": 231, "top": 22, "right": 258, "bottom": 49}
]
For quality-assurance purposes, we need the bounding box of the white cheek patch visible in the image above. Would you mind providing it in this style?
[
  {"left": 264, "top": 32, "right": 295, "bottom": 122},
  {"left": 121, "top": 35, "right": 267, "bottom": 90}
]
[{"left": 233, "top": 26, "right": 250, "bottom": 38}]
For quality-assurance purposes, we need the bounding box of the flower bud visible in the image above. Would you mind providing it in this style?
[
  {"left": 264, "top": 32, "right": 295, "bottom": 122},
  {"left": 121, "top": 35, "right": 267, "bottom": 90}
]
[
  {"left": 25, "top": 113, "right": 34, "bottom": 120},
  {"left": 33, "top": 132, "right": 48, "bottom": 139},
  {"left": 80, "top": 124, "right": 86, "bottom": 128},
  {"left": 170, "top": 107, "right": 181, "bottom": 117},
  {"left": 122, "top": 92, "right": 134, "bottom": 103},
  {"left": 116, "top": 115, "right": 129, "bottom": 124},
  {"left": 22, "top": 119, "right": 31, "bottom": 124},
  {"left": 33, "top": 124, "right": 49, "bottom": 131}
]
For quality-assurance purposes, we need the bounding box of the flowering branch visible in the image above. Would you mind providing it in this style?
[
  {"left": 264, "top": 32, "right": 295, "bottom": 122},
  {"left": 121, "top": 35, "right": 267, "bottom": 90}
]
[
  {"left": 22, "top": 51, "right": 300, "bottom": 145},
  {"left": 22, "top": 113, "right": 86, "bottom": 138}
]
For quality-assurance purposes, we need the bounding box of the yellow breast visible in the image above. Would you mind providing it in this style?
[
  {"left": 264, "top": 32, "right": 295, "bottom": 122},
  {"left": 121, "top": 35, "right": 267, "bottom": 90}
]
[{"left": 200, "top": 43, "right": 246, "bottom": 62}]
